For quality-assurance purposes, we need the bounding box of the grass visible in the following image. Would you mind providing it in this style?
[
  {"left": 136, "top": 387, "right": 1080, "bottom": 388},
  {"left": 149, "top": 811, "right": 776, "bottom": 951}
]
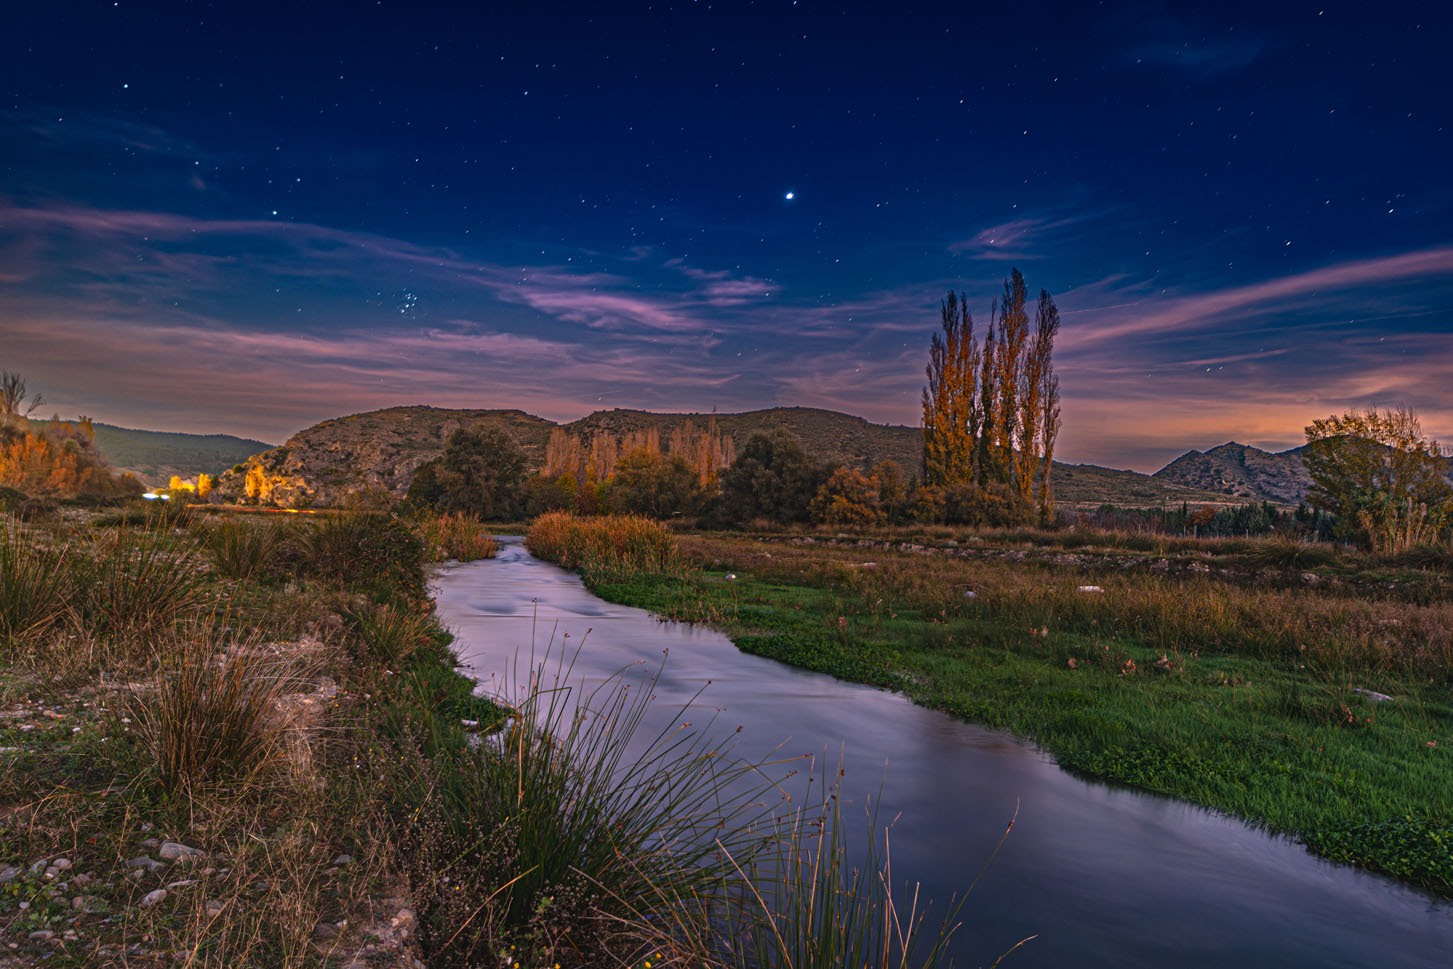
[
  {"left": 412, "top": 510, "right": 500, "bottom": 562},
  {"left": 726, "top": 760, "right": 994, "bottom": 969},
  {"left": 126, "top": 615, "right": 313, "bottom": 796},
  {"left": 526, "top": 511, "right": 682, "bottom": 584},
  {"left": 395, "top": 651, "right": 784, "bottom": 968},
  {"left": 539, "top": 527, "right": 1453, "bottom": 897}
]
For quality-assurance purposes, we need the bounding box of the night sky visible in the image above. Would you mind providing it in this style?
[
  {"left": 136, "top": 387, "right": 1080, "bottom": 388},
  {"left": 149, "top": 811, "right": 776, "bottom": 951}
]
[{"left": 3, "top": 1, "right": 1449, "bottom": 470}]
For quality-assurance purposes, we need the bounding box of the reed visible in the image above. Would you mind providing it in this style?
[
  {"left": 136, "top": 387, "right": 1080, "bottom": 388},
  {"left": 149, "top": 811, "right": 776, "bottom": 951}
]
[
  {"left": 526, "top": 511, "right": 681, "bottom": 584},
  {"left": 412, "top": 510, "right": 499, "bottom": 562}
]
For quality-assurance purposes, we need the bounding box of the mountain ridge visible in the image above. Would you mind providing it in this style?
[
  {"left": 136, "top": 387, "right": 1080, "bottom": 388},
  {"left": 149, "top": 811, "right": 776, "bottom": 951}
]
[{"left": 197, "top": 404, "right": 1243, "bottom": 509}]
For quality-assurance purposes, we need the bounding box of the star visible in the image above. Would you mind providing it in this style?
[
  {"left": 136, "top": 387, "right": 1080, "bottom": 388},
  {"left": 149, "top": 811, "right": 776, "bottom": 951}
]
[{"left": 784, "top": 191, "right": 795, "bottom": 201}]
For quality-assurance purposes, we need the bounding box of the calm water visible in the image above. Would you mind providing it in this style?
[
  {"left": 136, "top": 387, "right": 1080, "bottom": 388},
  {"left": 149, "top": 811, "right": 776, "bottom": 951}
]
[{"left": 431, "top": 538, "right": 1453, "bottom": 969}]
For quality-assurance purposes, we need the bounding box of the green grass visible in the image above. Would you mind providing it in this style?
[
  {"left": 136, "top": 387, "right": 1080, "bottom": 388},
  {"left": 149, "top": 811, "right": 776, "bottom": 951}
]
[{"left": 572, "top": 533, "right": 1453, "bottom": 897}]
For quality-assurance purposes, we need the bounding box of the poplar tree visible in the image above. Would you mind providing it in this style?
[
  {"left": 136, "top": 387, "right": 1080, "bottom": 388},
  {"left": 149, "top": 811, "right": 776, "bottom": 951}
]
[{"left": 920, "top": 268, "right": 1061, "bottom": 524}]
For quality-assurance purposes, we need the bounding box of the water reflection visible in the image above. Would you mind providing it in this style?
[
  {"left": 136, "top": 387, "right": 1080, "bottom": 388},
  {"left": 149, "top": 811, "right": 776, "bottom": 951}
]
[{"left": 432, "top": 538, "right": 1453, "bottom": 969}]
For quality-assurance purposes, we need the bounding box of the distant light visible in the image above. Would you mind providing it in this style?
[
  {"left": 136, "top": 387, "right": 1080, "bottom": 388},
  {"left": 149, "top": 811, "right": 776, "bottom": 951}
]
[
  {"left": 784, "top": 191, "right": 795, "bottom": 201},
  {"left": 141, "top": 492, "right": 169, "bottom": 501}
]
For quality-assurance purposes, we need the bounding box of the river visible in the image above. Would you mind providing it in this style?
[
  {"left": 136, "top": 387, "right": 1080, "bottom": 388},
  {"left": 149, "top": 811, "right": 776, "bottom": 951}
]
[{"left": 430, "top": 537, "right": 1453, "bottom": 969}]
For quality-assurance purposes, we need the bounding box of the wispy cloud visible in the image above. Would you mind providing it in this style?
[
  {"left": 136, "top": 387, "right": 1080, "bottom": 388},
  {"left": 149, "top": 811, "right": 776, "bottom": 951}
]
[{"left": 1117, "top": 11, "right": 1267, "bottom": 79}]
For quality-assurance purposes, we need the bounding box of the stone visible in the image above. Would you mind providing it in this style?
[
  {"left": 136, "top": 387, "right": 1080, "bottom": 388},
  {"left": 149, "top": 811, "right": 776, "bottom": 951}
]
[
  {"left": 140, "top": 888, "right": 168, "bottom": 907},
  {"left": 0, "top": 866, "right": 20, "bottom": 884},
  {"left": 126, "top": 856, "right": 165, "bottom": 873},
  {"left": 159, "top": 841, "right": 204, "bottom": 862}
]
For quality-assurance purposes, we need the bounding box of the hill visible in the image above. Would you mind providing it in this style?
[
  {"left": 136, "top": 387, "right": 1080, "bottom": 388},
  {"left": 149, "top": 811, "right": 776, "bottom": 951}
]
[
  {"left": 1153, "top": 442, "right": 1312, "bottom": 504},
  {"left": 26, "top": 420, "right": 274, "bottom": 487},
  {"left": 207, "top": 404, "right": 1239, "bottom": 510}
]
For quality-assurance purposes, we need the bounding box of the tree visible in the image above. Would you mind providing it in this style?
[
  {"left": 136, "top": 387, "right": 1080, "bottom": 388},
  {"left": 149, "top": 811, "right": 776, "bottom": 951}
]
[
  {"left": 1304, "top": 406, "right": 1452, "bottom": 553},
  {"left": 811, "top": 466, "right": 885, "bottom": 526},
  {"left": 0, "top": 371, "right": 43, "bottom": 434},
  {"left": 718, "top": 429, "right": 826, "bottom": 524},
  {"left": 609, "top": 448, "right": 700, "bottom": 519},
  {"left": 406, "top": 425, "right": 528, "bottom": 520},
  {"left": 920, "top": 269, "right": 1061, "bottom": 524}
]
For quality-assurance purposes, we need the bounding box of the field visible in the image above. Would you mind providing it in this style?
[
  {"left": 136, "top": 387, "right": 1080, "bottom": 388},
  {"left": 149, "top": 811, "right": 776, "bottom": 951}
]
[{"left": 542, "top": 521, "right": 1453, "bottom": 896}]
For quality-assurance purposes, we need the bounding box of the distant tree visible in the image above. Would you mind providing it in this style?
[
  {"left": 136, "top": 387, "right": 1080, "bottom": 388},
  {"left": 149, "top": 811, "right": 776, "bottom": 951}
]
[
  {"left": 609, "top": 448, "right": 699, "bottom": 519},
  {"left": 0, "top": 372, "right": 43, "bottom": 434},
  {"left": 871, "top": 459, "right": 912, "bottom": 524},
  {"left": 920, "top": 269, "right": 1061, "bottom": 525},
  {"left": 718, "top": 429, "right": 827, "bottom": 524},
  {"left": 811, "top": 466, "right": 885, "bottom": 526},
  {"left": 406, "top": 425, "right": 528, "bottom": 520},
  {"left": 1304, "top": 406, "right": 1452, "bottom": 553}
]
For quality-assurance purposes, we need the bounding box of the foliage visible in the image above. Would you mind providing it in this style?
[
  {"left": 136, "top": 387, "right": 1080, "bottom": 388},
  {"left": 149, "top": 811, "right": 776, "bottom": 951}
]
[
  {"left": 920, "top": 271, "right": 1060, "bottom": 525},
  {"left": 1304, "top": 406, "right": 1453, "bottom": 553},
  {"left": 407, "top": 425, "right": 529, "bottom": 520},
  {"left": 811, "top": 466, "right": 887, "bottom": 526},
  {"left": 609, "top": 447, "right": 701, "bottom": 518},
  {"left": 0, "top": 415, "right": 142, "bottom": 501},
  {"left": 411, "top": 509, "right": 499, "bottom": 561},
  {"left": 718, "top": 429, "right": 828, "bottom": 524}
]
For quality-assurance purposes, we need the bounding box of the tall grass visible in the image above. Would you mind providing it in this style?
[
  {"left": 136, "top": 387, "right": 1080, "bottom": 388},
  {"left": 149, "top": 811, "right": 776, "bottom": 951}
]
[
  {"left": 401, "top": 652, "right": 781, "bottom": 967},
  {"left": 526, "top": 511, "right": 681, "bottom": 583},
  {"left": 412, "top": 510, "right": 499, "bottom": 562},
  {"left": 127, "top": 616, "right": 310, "bottom": 796},
  {"left": 300, "top": 513, "right": 427, "bottom": 601},
  {"left": 727, "top": 760, "right": 984, "bottom": 969},
  {"left": 77, "top": 522, "right": 206, "bottom": 644},
  {"left": 200, "top": 518, "right": 298, "bottom": 581},
  {"left": 0, "top": 521, "right": 72, "bottom": 655}
]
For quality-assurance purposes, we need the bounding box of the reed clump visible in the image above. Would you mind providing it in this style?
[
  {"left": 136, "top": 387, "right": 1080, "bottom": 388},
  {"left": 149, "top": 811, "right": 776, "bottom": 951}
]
[
  {"left": 411, "top": 510, "right": 499, "bottom": 562},
  {"left": 526, "top": 511, "right": 681, "bottom": 584}
]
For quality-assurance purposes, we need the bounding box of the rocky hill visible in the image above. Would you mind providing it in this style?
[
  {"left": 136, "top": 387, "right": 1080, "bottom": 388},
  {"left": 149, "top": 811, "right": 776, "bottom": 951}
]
[
  {"left": 210, "top": 404, "right": 1238, "bottom": 510},
  {"left": 1153, "top": 442, "right": 1312, "bottom": 504}
]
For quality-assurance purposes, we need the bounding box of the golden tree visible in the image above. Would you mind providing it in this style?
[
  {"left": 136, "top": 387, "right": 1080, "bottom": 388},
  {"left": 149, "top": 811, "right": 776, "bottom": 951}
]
[
  {"left": 921, "top": 269, "right": 1061, "bottom": 524},
  {"left": 1304, "top": 406, "right": 1452, "bottom": 553}
]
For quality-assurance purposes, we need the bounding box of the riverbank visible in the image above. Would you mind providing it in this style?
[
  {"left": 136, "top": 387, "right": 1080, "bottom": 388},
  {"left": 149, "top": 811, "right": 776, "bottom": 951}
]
[
  {"left": 532, "top": 521, "right": 1453, "bottom": 896},
  {"left": 0, "top": 509, "right": 501, "bottom": 966}
]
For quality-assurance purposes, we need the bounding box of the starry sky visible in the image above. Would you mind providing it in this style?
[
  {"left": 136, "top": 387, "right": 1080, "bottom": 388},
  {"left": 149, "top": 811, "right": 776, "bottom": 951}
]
[{"left": 3, "top": 1, "right": 1450, "bottom": 471}]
